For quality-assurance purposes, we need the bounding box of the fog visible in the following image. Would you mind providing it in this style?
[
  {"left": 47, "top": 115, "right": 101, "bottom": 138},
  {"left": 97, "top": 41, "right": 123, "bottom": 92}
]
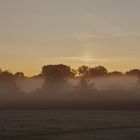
[
  {"left": 0, "top": 65, "right": 140, "bottom": 110},
  {"left": 16, "top": 77, "right": 44, "bottom": 93},
  {"left": 5, "top": 75, "right": 139, "bottom": 110},
  {"left": 15, "top": 76, "right": 139, "bottom": 94},
  {"left": 93, "top": 76, "right": 138, "bottom": 91}
]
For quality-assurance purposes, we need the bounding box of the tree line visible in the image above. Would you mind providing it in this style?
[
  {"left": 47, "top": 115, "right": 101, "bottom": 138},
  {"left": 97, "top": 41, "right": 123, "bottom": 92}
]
[
  {"left": 1, "top": 64, "right": 140, "bottom": 79},
  {"left": 0, "top": 64, "right": 140, "bottom": 110}
]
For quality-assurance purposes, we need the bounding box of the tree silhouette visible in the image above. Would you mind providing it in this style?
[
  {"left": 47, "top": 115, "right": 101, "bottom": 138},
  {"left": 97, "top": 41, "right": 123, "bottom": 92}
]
[
  {"left": 78, "top": 65, "right": 89, "bottom": 78},
  {"left": 126, "top": 69, "right": 140, "bottom": 77},
  {"left": 42, "top": 64, "right": 75, "bottom": 80},
  {"left": 88, "top": 66, "right": 108, "bottom": 78},
  {"left": 0, "top": 71, "right": 19, "bottom": 95},
  {"left": 41, "top": 64, "right": 75, "bottom": 94},
  {"left": 15, "top": 72, "right": 24, "bottom": 78},
  {"left": 109, "top": 71, "right": 123, "bottom": 76},
  {"left": 75, "top": 77, "right": 95, "bottom": 94},
  {"left": 76, "top": 66, "right": 95, "bottom": 94}
]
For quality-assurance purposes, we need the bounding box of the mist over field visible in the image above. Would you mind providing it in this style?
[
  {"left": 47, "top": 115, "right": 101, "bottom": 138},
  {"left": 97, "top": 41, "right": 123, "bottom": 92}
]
[
  {"left": 0, "top": 64, "right": 140, "bottom": 110},
  {"left": 1, "top": 1, "right": 140, "bottom": 139},
  {"left": 16, "top": 77, "right": 44, "bottom": 93}
]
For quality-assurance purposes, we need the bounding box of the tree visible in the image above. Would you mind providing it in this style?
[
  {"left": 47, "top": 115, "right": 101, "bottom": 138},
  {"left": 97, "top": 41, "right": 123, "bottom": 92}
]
[
  {"left": 75, "top": 77, "right": 95, "bottom": 94},
  {"left": 0, "top": 71, "right": 19, "bottom": 95},
  {"left": 15, "top": 72, "right": 24, "bottom": 78},
  {"left": 126, "top": 69, "right": 140, "bottom": 88},
  {"left": 0, "top": 69, "right": 2, "bottom": 73},
  {"left": 42, "top": 64, "right": 75, "bottom": 80},
  {"left": 109, "top": 71, "right": 123, "bottom": 76},
  {"left": 78, "top": 65, "right": 89, "bottom": 78},
  {"left": 41, "top": 64, "right": 75, "bottom": 94},
  {"left": 76, "top": 66, "right": 95, "bottom": 94},
  {"left": 126, "top": 69, "right": 140, "bottom": 77},
  {"left": 88, "top": 66, "right": 108, "bottom": 78}
]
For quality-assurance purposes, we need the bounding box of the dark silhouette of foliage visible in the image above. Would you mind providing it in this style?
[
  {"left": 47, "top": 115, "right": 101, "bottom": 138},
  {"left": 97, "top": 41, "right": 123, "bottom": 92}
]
[
  {"left": 0, "top": 64, "right": 140, "bottom": 110},
  {"left": 109, "top": 71, "right": 123, "bottom": 76},
  {"left": 126, "top": 69, "right": 140, "bottom": 77},
  {"left": 88, "top": 66, "right": 108, "bottom": 78},
  {"left": 76, "top": 77, "right": 95, "bottom": 94},
  {"left": 42, "top": 64, "right": 75, "bottom": 80},
  {"left": 0, "top": 69, "right": 2, "bottom": 73},
  {"left": 15, "top": 72, "right": 24, "bottom": 78},
  {"left": 0, "top": 70, "right": 19, "bottom": 94},
  {"left": 41, "top": 64, "right": 75, "bottom": 94},
  {"left": 78, "top": 65, "right": 89, "bottom": 78}
]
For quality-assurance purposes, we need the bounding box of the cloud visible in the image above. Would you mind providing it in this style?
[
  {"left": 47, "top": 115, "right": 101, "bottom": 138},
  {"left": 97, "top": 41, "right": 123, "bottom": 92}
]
[
  {"left": 74, "top": 9, "right": 140, "bottom": 40},
  {"left": 73, "top": 32, "right": 110, "bottom": 40},
  {"left": 73, "top": 31, "right": 140, "bottom": 40},
  {"left": 61, "top": 57, "right": 109, "bottom": 62}
]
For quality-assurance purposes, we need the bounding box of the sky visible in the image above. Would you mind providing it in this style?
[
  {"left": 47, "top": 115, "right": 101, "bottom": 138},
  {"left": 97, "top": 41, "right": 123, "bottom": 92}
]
[{"left": 0, "top": 0, "right": 140, "bottom": 76}]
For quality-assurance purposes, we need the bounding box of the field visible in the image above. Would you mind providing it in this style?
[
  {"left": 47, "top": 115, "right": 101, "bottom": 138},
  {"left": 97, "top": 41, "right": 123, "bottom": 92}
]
[{"left": 0, "top": 110, "right": 140, "bottom": 140}]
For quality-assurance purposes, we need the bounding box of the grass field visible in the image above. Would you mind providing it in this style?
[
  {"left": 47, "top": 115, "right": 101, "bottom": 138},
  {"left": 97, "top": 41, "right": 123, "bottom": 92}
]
[{"left": 0, "top": 110, "right": 140, "bottom": 140}]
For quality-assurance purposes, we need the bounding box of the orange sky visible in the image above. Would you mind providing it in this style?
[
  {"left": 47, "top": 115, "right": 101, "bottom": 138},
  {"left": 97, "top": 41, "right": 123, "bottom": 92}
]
[{"left": 0, "top": 0, "right": 140, "bottom": 76}]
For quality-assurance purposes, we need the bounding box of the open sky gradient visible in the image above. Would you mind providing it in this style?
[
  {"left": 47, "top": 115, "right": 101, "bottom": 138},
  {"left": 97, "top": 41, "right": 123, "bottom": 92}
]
[{"left": 0, "top": 0, "right": 140, "bottom": 76}]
